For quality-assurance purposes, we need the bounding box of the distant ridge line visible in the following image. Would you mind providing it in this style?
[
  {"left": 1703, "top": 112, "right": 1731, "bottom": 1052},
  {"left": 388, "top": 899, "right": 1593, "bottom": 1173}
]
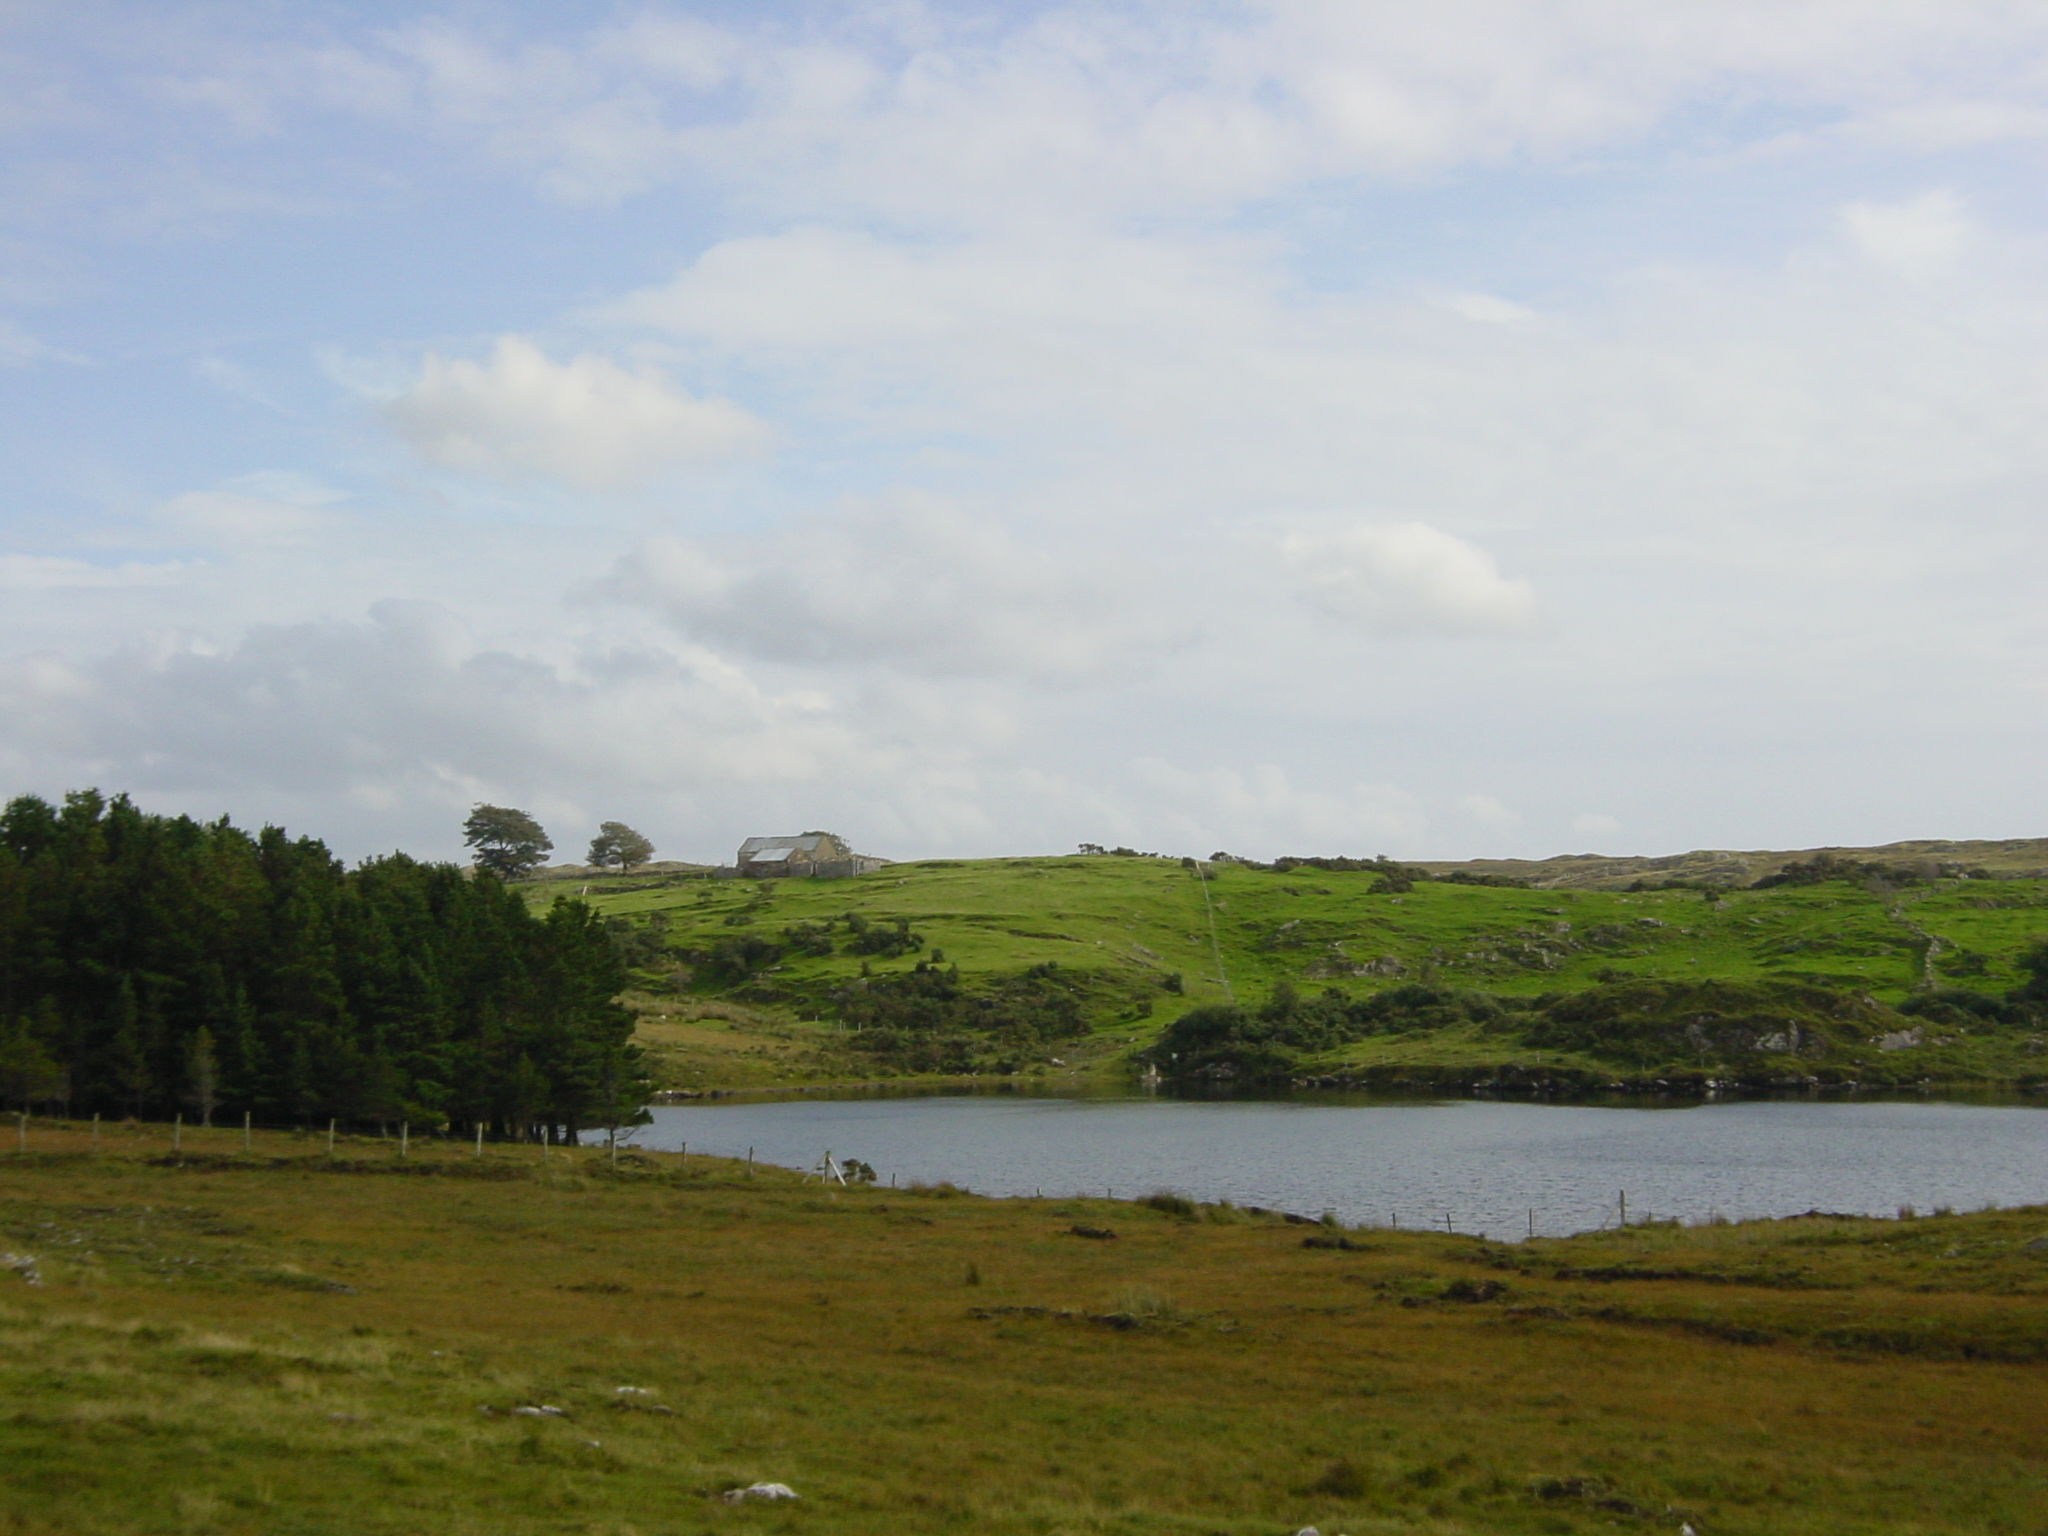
[{"left": 1413, "top": 837, "right": 2048, "bottom": 891}]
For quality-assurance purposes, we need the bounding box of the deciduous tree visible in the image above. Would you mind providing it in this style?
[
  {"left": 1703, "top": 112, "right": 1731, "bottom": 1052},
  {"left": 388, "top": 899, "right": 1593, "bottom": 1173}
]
[
  {"left": 463, "top": 805, "right": 553, "bottom": 880},
  {"left": 587, "top": 821, "right": 654, "bottom": 872}
]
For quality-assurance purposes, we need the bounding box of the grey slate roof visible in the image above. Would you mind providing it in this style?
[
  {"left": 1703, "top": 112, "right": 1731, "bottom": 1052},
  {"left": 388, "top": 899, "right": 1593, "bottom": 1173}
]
[{"left": 738, "top": 835, "right": 835, "bottom": 859}]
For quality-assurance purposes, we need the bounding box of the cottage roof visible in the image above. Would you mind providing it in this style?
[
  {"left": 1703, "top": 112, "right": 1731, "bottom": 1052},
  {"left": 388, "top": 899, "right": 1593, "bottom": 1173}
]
[{"left": 738, "top": 834, "right": 835, "bottom": 859}]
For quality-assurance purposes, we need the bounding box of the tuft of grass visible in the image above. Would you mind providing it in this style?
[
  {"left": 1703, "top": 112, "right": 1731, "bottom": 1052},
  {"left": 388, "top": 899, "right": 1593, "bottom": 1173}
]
[{"left": 1109, "top": 1285, "right": 1179, "bottom": 1320}]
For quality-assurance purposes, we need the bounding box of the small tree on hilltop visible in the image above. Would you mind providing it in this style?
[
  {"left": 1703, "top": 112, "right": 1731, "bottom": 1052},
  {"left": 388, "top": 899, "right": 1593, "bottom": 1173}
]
[
  {"left": 463, "top": 804, "right": 553, "bottom": 879},
  {"left": 587, "top": 821, "right": 655, "bottom": 872}
]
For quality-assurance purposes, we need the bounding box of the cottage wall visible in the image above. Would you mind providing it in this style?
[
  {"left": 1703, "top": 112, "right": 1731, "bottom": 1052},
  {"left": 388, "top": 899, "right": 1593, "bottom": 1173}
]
[{"left": 731, "top": 835, "right": 884, "bottom": 880}]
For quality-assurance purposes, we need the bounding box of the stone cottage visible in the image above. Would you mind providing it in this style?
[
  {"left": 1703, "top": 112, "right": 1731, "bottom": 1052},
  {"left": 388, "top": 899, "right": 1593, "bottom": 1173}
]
[{"left": 732, "top": 832, "right": 886, "bottom": 880}]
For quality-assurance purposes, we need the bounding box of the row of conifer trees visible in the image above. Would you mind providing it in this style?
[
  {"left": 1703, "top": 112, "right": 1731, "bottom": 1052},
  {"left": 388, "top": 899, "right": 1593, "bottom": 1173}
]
[{"left": 0, "top": 790, "right": 647, "bottom": 1139}]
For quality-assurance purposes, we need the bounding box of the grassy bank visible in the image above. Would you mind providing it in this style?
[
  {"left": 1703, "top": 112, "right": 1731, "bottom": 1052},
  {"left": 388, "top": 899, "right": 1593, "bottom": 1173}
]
[
  {"left": 546, "top": 857, "right": 2048, "bottom": 1093},
  {"left": 3, "top": 1120, "right": 2047, "bottom": 1535}
]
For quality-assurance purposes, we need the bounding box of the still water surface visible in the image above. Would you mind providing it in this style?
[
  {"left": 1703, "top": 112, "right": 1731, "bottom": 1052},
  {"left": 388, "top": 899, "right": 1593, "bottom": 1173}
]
[{"left": 631, "top": 1092, "right": 2048, "bottom": 1238}]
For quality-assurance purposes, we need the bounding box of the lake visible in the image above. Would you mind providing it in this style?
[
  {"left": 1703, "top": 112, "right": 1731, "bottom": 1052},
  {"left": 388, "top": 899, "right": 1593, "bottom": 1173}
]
[{"left": 624, "top": 1090, "right": 2048, "bottom": 1238}]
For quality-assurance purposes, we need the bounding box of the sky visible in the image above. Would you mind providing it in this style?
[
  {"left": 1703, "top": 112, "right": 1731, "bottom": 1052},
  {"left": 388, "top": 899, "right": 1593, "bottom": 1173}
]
[{"left": 1, "top": 1, "right": 2045, "bottom": 868}]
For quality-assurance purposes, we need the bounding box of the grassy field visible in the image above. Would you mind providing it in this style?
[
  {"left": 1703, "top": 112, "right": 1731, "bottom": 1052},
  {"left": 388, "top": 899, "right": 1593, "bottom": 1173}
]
[
  {"left": 532, "top": 857, "right": 2048, "bottom": 1092},
  {"left": 3, "top": 1122, "right": 2046, "bottom": 1535}
]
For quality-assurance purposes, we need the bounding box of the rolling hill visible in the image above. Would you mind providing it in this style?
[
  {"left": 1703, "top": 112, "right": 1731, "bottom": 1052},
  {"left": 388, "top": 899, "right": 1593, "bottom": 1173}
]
[{"left": 534, "top": 845, "right": 2048, "bottom": 1096}]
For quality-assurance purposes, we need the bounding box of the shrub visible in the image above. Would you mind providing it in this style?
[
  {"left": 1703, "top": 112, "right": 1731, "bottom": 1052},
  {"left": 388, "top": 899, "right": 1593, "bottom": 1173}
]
[
  {"left": 844, "top": 914, "right": 923, "bottom": 957},
  {"left": 780, "top": 921, "right": 835, "bottom": 957},
  {"left": 604, "top": 913, "right": 671, "bottom": 968},
  {"left": 1523, "top": 978, "right": 1897, "bottom": 1061},
  {"left": 696, "top": 933, "right": 783, "bottom": 983},
  {"left": 1310, "top": 1460, "right": 1372, "bottom": 1498},
  {"left": 834, "top": 964, "right": 1095, "bottom": 1073},
  {"left": 1143, "top": 983, "right": 1509, "bottom": 1080}
]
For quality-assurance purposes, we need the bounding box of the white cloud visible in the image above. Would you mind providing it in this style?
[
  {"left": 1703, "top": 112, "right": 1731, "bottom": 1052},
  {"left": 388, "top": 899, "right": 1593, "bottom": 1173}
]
[
  {"left": 1841, "top": 190, "right": 1973, "bottom": 278},
  {"left": 0, "top": 555, "right": 191, "bottom": 590},
  {"left": 605, "top": 499, "right": 1539, "bottom": 684},
  {"left": 606, "top": 498, "right": 1193, "bottom": 681},
  {"left": 1129, "top": 758, "right": 1427, "bottom": 852},
  {"left": 382, "top": 336, "right": 767, "bottom": 490},
  {"left": 1459, "top": 794, "right": 1518, "bottom": 825},
  {"left": 0, "top": 652, "right": 92, "bottom": 709},
  {"left": 0, "top": 602, "right": 874, "bottom": 802},
  {"left": 1446, "top": 292, "right": 1538, "bottom": 325},
  {"left": 1282, "top": 521, "right": 1539, "bottom": 637},
  {"left": 8, "top": 3, "right": 2048, "bottom": 868},
  {"left": 157, "top": 491, "right": 323, "bottom": 544},
  {"left": 0, "top": 319, "right": 87, "bottom": 367},
  {"left": 156, "top": 4, "right": 2048, "bottom": 219}
]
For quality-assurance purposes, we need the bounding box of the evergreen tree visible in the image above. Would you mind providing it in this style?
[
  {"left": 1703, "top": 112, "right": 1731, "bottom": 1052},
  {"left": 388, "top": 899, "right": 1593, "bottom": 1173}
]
[{"left": 0, "top": 790, "right": 649, "bottom": 1130}]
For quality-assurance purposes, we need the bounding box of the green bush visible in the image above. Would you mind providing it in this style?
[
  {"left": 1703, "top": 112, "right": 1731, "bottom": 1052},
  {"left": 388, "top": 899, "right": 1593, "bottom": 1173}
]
[
  {"left": 1521, "top": 978, "right": 1896, "bottom": 1060},
  {"left": 1144, "top": 982, "right": 1510, "bottom": 1080}
]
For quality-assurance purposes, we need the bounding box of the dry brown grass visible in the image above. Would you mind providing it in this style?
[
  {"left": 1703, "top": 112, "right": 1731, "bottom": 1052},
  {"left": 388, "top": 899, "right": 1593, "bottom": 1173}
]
[
  {"left": 1, "top": 1118, "right": 2045, "bottom": 1534},
  {"left": 621, "top": 996, "right": 864, "bottom": 1089}
]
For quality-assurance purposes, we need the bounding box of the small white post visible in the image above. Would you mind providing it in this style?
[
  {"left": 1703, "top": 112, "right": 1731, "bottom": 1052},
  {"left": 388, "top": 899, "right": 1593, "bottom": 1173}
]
[
  {"left": 15, "top": 1111, "right": 24, "bottom": 1153},
  {"left": 242, "top": 1111, "right": 251, "bottom": 1152},
  {"left": 399, "top": 1122, "right": 409, "bottom": 1159},
  {"left": 327, "top": 1119, "right": 336, "bottom": 1156},
  {"left": 92, "top": 1112, "right": 100, "bottom": 1149},
  {"left": 173, "top": 1113, "right": 182, "bottom": 1152},
  {"left": 475, "top": 1124, "right": 484, "bottom": 1159}
]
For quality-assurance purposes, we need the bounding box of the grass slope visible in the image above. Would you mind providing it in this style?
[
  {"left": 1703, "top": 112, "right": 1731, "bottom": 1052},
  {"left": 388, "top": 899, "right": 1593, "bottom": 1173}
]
[
  {"left": 3, "top": 1123, "right": 2048, "bottom": 1535},
  {"left": 535, "top": 858, "right": 2048, "bottom": 1092}
]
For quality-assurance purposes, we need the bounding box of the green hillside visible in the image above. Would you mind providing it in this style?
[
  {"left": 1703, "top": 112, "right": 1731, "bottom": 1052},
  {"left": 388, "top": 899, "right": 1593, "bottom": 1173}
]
[{"left": 537, "top": 854, "right": 2048, "bottom": 1095}]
